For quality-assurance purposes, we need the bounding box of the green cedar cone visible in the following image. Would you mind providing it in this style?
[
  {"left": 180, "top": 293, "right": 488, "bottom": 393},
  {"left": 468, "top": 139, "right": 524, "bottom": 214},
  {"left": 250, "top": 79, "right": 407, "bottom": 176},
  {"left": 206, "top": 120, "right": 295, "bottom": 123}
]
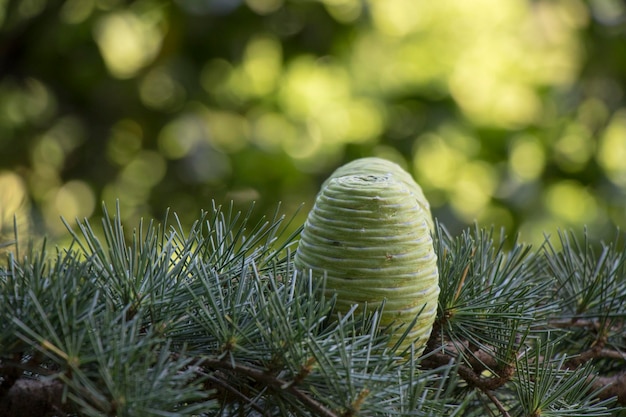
[{"left": 295, "top": 158, "right": 439, "bottom": 354}]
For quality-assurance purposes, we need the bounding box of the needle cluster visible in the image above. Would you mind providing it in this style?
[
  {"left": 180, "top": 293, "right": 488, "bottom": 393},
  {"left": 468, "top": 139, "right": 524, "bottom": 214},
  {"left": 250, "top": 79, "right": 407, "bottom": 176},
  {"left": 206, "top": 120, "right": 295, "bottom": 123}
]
[{"left": 1, "top": 204, "right": 626, "bottom": 416}]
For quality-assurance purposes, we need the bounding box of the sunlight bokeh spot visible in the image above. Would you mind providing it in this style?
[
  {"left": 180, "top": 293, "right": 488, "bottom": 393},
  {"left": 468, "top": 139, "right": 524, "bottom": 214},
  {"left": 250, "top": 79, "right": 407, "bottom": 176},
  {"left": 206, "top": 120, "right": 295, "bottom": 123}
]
[
  {"left": 102, "top": 181, "right": 149, "bottom": 210},
  {"left": 96, "top": 0, "right": 125, "bottom": 10},
  {"left": 553, "top": 123, "right": 593, "bottom": 172},
  {"left": 323, "top": 0, "right": 362, "bottom": 23},
  {"left": 54, "top": 180, "right": 96, "bottom": 223},
  {"left": 368, "top": 0, "right": 428, "bottom": 37},
  {"left": 203, "top": 109, "right": 250, "bottom": 153},
  {"left": 509, "top": 135, "right": 545, "bottom": 181},
  {"left": 140, "top": 67, "right": 186, "bottom": 112},
  {"left": 4, "top": 78, "right": 55, "bottom": 125},
  {"left": 32, "top": 135, "right": 65, "bottom": 171},
  {"left": 60, "top": 0, "right": 95, "bottom": 24},
  {"left": 450, "top": 161, "right": 497, "bottom": 221},
  {"left": 369, "top": 146, "right": 408, "bottom": 171},
  {"left": 450, "top": 55, "right": 541, "bottom": 128},
  {"left": 246, "top": 0, "right": 283, "bottom": 15},
  {"left": 558, "top": 0, "right": 590, "bottom": 28},
  {"left": 120, "top": 151, "right": 167, "bottom": 188},
  {"left": 545, "top": 181, "right": 597, "bottom": 224},
  {"left": 518, "top": 217, "right": 560, "bottom": 248},
  {"left": 0, "top": 172, "right": 29, "bottom": 225},
  {"left": 577, "top": 98, "right": 609, "bottom": 131},
  {"left": 101, "top": 181, "right": 151, "bottom": 226},
  {"left": 94, "top": 10, "right": 164, "bottom": 79},
  {"left": 590, "top": 0, "right": 626, "bottom": 24},
  {"left": 283, "top": 126, "right": 322, "bottom": 160},
  {"left": 242, "top": 35, "right": 282, "bottom": 96},
  {"left": 279, "top": 57, "right": 350, "bottom": 120},
  {"left": 225, "top": 188, "right": 261, "bottom": 204},
  {"left": 179, "top": 144, "right": 231, "bottom": 183},
  {"left": 50, "top": 117, "right": 85, "bottom": 151},
  {"left": 342, "top": 99, "right": 384, "bottom": 143},
  {"left": 18, "top": 0, "right": 46, "bottom": 19},
  {"left": 158, "top": 113, "right": 207, "bottom": 159},
  {"left": 609, "top": 204, "right": 626, "bottom": 231},
  {"left": 31, "top": 117, "right": 86, "bottom": 171},
  {"left": 29, "top": 165, "right": 61, "bottom": 203},
  {"left": 598, "top": 109, "right": 626, "bottom": 187},
  {"left": 200, "top": 59, "right": 234, "bottom": 98},
  {"left": 413, "top": 134, "right": 467, "bottom": 192},
  {"left": 476, "top": 205, "right": 514, "bottom": 233},
  {"left": 107, "top": 119, "right": 143, "bottom": 166},
  {"left": 252, "top": 112, "right": 298, "bottom": 152},
  {"left": 0, "top": 172, "right": 30, "bottom": 248}
]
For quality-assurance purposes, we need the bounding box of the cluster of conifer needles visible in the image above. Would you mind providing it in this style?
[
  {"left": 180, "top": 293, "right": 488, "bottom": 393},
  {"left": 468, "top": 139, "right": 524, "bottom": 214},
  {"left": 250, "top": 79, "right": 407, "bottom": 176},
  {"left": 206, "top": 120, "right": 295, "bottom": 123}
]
[{"left": 1, "top": 203, "right": 626, "bottom": 416}]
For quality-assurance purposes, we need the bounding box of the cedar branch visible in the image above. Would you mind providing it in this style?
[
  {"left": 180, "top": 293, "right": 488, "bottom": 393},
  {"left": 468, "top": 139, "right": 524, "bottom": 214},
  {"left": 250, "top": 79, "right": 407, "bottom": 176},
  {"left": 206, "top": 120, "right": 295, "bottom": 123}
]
[{"left": 203, "top": 357, "right": 340, "bottom": 417}]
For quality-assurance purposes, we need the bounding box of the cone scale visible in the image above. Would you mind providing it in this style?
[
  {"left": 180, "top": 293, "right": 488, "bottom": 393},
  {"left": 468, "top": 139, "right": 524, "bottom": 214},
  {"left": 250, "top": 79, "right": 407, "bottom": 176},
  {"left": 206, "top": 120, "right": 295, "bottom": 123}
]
[{"left": 295, "top": 158, "right": 440, "bottom": 354}]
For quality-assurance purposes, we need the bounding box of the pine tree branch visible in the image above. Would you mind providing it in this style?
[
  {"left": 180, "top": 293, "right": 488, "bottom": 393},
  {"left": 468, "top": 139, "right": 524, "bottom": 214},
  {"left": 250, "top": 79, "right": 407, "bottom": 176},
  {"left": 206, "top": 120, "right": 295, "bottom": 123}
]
[
  {"left": 591, "top": 372, "right": 626, "bottom": 404},
  {"left": 422, "top": 323, "right": 516, "bottom": 416},
  {"left": 0, "top": 360, "right": 20, "bottom": 398},
  {"left": 421, "top": 348, "right": 515, "bottom": 416},
  {"left": 560, "top": 344, "right": 626, "bottom": 405},
  {"left": 482, "top": 388, "right": 511, "bottom": 417},
  {"left": 203, "top": 372, "right": 268, "bottom": 415},
  {"left": 547, "top": 318, "right": 625, "bottom": 333},
  {"left": 202, "top": 357, "right": 339, "bottom": 417},
  {"left": 0, "top": 377, "right": 68, "bottom": 417},
  {"left": 4, "top": 207, "right": 626, "bottom": 416}
]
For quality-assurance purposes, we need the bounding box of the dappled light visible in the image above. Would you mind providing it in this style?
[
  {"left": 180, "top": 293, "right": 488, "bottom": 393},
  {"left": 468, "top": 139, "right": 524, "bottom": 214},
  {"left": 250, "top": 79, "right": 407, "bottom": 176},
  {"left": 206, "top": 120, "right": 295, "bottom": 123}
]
[
  {"left": 508, "top": 135, "right": 546, "bottom": 182},
  {"left": 0, "top": 0, "right": 624, "bottom": 246},
  {"left": 0, "top": 171, "right": 30, "bottom": 254},
  {"left": 93, "top": 8, "right": 165, "bottom": 79},
  {"left": 140, "top": 66, "right": 187, "bottom": 112},
  {"left": 49, "top": 180, "right": 96, "bottom": 224},
  {"left": 599, "top": 109, "right": 626, "bottom": 188},
  {"left": 544, "top": 180, "right": 598, "bottom": 226}
]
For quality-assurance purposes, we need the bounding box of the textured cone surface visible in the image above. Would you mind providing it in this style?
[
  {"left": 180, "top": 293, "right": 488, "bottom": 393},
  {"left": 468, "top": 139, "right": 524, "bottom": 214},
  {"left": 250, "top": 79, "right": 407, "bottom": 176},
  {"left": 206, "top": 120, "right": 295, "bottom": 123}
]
[
  {"left": 295, "top": 167, "right": 439, "bottom": 354},
  {"left": 321, "top": 157, "right": 434, "bottom": 231}
]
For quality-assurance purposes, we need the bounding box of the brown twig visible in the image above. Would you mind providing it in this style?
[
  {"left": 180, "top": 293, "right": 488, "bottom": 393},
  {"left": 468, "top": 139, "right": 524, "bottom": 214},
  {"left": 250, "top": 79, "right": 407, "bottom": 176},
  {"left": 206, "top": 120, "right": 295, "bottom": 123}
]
[
  {"left": 563, "top": 343, "right": 605, "bottom": 369},
  {"left": 547, "top": 318, "right": 624, "bottom": 333},
  {"left": 0, "top": 359, "right": 20, "bottom": 398},
  {"left": 421, "top": 323, "right": 516, "bottom": 416},
  {"left": 203, "top": 371, "right": 269, "bottom": 416},
  {"left": 482, "top": 388, "right": 511, "bottom": 417},
  {"left": 532, "top": 317, "right": 626, "bottom": 404},
  {"left": 0, "top": 378, "right": 68, "bottom": 417},
  {"left": 590, "top": 371, "right": 626, "bottom": 404},
  {"left": 203, "top": 357, "right": 339, "bottom": 417}
]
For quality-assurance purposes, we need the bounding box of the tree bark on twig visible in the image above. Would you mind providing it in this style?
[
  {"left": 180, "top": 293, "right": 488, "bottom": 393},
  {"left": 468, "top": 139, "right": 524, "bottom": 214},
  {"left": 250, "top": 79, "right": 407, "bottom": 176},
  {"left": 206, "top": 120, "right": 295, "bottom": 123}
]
[{"left": 0, "top": 377, "right": 68, "bottom": 417}]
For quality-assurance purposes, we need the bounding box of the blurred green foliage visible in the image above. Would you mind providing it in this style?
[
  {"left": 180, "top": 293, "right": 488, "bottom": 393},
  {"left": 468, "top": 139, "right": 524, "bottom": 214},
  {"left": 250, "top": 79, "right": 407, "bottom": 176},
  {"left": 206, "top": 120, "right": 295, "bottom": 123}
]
[{"left": 1, "top": 0, "right": 625, "bottom": 247}]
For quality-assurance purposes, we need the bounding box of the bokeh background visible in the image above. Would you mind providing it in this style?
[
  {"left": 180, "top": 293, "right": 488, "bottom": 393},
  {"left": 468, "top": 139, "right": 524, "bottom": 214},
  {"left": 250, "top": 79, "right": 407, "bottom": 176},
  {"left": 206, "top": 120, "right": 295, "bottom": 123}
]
[{"left": 1, "top": 0, "right": 626, "bottom": 248}]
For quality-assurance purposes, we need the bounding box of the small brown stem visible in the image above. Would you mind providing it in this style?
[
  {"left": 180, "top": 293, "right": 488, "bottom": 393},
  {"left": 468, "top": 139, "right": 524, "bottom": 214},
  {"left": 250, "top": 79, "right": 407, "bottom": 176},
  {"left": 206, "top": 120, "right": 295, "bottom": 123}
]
[
  {"left": 422, "top": 325, "right": 515, "bottom": 415},
  {"left": 203, "top": 358, "right": 339, "bottom": 417},
  {"left": 482, "top": 388, "right": 511, "bottom": 417},
  {"left": 590, "top": 371, "right": 626, "bottom": 404},
  {"left": 0, "top": 378, "right": 68, "bottom": 417},
  {"left": 0, "top": 359, "right": 20, "bottom": 398},
  {"left": 546, "top": 318, "right": 624, "bottom": 333},
  {"left": 203, "top": 372, "right": 269, "bottom": 416}
]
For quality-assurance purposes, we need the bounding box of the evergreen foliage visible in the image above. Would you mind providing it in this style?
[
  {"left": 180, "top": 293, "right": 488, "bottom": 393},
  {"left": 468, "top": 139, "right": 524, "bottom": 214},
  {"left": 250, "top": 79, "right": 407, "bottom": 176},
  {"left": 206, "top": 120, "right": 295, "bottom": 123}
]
[{"left": 2, "top": 203, "right": 626, "bottom": 416}]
